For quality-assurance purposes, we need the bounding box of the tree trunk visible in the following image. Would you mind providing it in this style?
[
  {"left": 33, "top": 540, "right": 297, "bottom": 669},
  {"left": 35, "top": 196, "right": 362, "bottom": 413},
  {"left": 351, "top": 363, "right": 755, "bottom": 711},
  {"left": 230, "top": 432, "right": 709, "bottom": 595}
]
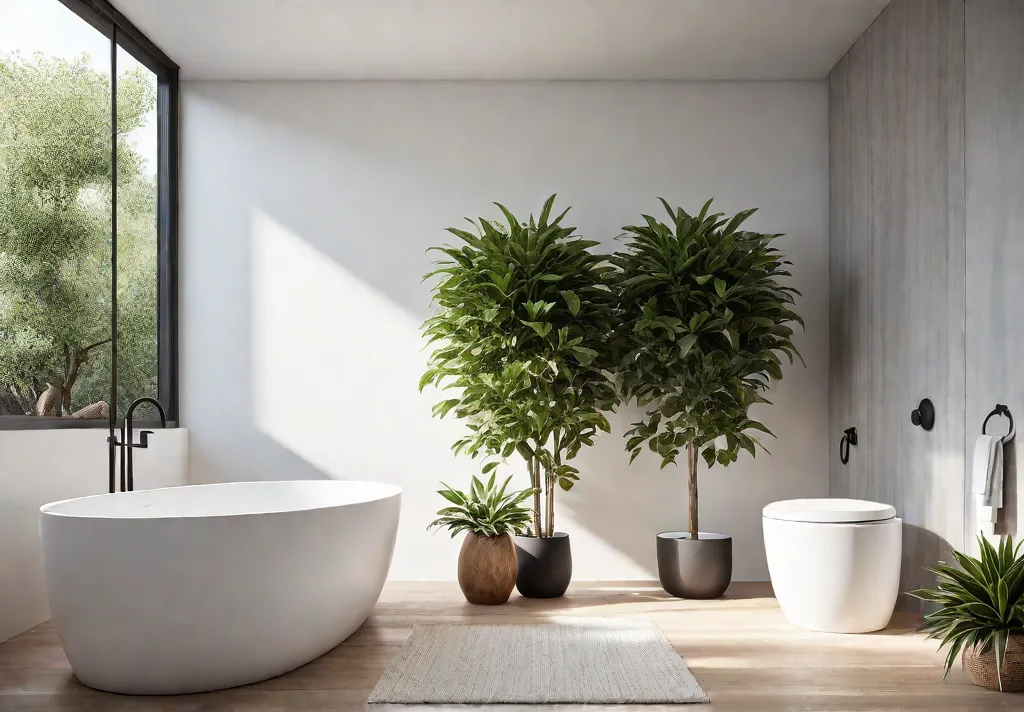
[
  {"left": 71, "top": 401, "right": 109, "bottom": 419},
  {"left": 545, "top": 430, "right": 561, "bottom": 538},
  {"left": 545, "top": 467, "right": 555, "bottom": 537},
  {"left": 688, "top": 443, "right": 699, "bottom": 540},
  {"left": 9, "top": 385, "right": 35, "bottom": 414},
  {"left": 529, "top": 456, "right": 542, "bottom": 538},
  {"left": 36, "top": 384, "right": 62, "bottom": 416},
  {"left": 0, "top": 387, "right": 27, "bottom": 416},
  {"left": 62, "top": 346, "right": 86, "bottom": 416}
]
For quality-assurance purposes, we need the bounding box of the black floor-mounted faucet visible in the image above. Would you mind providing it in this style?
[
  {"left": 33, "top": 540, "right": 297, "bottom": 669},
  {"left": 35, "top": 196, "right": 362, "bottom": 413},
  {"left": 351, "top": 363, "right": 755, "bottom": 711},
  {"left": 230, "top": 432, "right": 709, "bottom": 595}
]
[{"left": 108, "top": 397, "right": 168, "bottom": 492}]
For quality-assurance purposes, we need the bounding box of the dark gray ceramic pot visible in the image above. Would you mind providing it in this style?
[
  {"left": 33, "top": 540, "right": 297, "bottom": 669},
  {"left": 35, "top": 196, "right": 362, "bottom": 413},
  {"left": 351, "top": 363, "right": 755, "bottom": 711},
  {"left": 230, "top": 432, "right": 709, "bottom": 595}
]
[
  {"left": 657, "top": 531, "right": 732, "bottom": 599},
  {"left": 514, "top": 532, "right": 572, "bottom": 598}
]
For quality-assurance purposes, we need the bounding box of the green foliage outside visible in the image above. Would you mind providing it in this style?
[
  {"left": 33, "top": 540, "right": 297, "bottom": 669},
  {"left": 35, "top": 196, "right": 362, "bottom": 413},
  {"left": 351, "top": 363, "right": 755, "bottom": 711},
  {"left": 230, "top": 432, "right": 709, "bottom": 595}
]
[
  {"left": 420, "top": 196, "right": 617, "bottom": 538},
  {"left": 612, "top": 199, "right": 803, "bottom": 538},
  {"left": 0, "top": 53, "right": 158, "bottom": 417}
]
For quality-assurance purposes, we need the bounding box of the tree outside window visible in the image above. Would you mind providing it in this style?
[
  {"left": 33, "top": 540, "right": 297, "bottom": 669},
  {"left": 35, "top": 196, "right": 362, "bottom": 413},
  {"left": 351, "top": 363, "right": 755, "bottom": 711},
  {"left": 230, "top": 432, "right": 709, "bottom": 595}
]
[{"left": 0, "top": 0, "right": 159, "bottom": 420}]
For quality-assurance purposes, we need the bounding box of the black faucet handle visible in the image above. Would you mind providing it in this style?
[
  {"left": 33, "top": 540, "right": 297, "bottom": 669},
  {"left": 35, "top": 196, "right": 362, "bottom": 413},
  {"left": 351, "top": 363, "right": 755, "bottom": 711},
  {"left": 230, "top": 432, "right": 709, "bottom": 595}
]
[{"left": 135, "top": 430, "right": 155, "bottom": 448}]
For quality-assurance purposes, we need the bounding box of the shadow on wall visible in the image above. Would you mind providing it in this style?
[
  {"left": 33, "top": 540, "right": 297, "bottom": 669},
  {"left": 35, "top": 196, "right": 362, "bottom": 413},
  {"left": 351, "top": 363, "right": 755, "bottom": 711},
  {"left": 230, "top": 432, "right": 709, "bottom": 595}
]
[
  {"left": 896, "top": 524, "right": 953, "bottom": 613},
  {"left": 180, "top": 82, "right": 829, "bottom": 580},
  {"left": 997, "top": 439, "right": 1018, "bottom": 538},
  {"left": 558, "top": 416, "right": 684, "bottom": 578}
]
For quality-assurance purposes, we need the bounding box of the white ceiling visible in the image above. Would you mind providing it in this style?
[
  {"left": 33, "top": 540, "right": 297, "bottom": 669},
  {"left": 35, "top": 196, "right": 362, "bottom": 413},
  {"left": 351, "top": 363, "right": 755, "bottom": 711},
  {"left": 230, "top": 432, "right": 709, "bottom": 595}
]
[{"left": 111, "top": 0, "right": 889, "bottom": 81}]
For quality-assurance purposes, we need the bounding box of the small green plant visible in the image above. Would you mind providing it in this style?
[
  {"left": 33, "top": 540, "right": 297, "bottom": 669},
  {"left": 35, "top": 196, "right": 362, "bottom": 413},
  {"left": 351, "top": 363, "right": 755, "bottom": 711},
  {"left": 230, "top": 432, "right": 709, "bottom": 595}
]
[
  {"left": 420, "top": 195, "right": 617, "bottom": 538},
  {"left": 611, "top": 199, "right": 803, "bottom": 540},
  {"left": 910, "top": 535, "right": 1024, "bottom": 690},
  {"left": 428, "top": 474, "right": 539, "bottom": 538}
]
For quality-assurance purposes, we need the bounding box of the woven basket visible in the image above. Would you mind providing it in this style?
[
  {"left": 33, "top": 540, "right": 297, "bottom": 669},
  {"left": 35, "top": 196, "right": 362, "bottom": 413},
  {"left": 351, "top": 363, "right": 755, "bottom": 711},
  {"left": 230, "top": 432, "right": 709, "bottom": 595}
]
[{"left": 963, "top": 634, "right": 1024, "bottom": 692}]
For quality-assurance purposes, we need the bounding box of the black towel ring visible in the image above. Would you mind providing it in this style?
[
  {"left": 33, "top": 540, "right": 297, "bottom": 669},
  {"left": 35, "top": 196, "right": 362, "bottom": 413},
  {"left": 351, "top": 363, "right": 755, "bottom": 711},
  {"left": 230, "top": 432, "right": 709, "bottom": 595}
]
[
  {"left": 982, "top": 404, "right": 1015, "bottom": 443},
  {"left": 839, "top": 427, "right": 858, "bottom": 465}
]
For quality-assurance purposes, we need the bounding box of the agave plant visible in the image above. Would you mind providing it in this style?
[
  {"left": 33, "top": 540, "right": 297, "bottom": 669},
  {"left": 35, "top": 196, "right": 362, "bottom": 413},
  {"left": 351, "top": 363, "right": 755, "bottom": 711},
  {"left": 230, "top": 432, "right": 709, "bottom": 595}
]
[
  {"left": 420, "top": 195, "right": 617, "bottom": 538},
  {"left": 428, "top": 474, "right": 538, "bottom": 538},
  {"left": 910, "top": 535, "right": 1024, "bottom": 690},
  {"left": 611, "top": 199, "right": 803, "bottom": 539}
]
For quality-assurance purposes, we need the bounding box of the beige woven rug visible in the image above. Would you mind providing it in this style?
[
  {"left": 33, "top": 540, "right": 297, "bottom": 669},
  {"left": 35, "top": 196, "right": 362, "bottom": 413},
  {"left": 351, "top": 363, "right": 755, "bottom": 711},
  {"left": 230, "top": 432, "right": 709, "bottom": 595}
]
[{"left": 367, "top": 617, "right": 709, "bottom": 705}]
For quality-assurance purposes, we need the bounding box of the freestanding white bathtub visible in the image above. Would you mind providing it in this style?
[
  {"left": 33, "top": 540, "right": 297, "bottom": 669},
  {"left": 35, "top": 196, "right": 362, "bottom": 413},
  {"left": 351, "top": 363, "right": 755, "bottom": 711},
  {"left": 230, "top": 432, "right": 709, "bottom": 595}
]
[{"left": 40, "top": 480, "right": 401, "bottom": 695}]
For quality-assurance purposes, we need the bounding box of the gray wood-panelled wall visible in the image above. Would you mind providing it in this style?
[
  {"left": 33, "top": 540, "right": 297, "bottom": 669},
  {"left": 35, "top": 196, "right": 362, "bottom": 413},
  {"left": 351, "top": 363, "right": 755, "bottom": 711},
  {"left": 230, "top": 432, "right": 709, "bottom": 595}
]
[
  {"left": 965, "top": 0, "right": 1024, "bottom": 547},
  {"left": 829, "top": 0, "right": 966, "bottom": 601},
  {"left": 830, "top": 0, "right": 1024, "bottom": 597}
]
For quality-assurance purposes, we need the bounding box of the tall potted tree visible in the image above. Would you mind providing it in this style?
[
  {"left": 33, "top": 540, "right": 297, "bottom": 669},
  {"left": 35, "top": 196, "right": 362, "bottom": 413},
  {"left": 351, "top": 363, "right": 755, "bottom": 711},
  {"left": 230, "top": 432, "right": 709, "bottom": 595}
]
[
  {"left": 421, "top": 195, "right": 616, "bottom": 598},
  {"left": 611, "top": 199, "right": 803, "bottom": 599}
]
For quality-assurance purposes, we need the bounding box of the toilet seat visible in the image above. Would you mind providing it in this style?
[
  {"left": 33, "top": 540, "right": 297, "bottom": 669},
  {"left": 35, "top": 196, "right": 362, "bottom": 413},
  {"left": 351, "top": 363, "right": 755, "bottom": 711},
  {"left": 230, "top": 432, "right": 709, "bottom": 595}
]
[{"left": 762, "top": 498, "right": 896, "bottom": 524}]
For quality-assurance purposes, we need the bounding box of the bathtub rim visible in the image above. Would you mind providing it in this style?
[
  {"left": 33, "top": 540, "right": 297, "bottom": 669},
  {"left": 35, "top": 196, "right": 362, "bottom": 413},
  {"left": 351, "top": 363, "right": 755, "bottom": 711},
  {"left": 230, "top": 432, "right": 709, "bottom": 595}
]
[{"left": 40, "top": 479, "right": 403, "bottom": 520}]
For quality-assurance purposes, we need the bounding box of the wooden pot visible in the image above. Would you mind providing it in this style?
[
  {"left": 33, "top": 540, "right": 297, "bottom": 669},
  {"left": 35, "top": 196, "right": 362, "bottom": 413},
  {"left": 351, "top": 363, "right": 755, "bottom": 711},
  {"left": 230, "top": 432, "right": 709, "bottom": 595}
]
[
  {"left": 963, "top": 634, "right": 1024, "bottom": 692},
  {"left": 458, "top": 533, "right": 517, "bottom": 605}
]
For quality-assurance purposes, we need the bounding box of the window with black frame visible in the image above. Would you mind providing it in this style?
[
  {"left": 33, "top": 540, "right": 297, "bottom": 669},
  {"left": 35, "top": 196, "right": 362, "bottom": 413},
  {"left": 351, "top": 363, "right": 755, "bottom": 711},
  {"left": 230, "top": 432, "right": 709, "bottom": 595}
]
[{"left": 0, "top": 0, "right": 177, "bottom": 427}]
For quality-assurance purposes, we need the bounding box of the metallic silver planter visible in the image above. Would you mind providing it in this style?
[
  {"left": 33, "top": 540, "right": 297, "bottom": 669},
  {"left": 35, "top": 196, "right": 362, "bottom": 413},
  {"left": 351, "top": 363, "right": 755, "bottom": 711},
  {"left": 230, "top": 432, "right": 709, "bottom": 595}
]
[{"left": 656, "top": 531, "right": 732, "bottom": 599}]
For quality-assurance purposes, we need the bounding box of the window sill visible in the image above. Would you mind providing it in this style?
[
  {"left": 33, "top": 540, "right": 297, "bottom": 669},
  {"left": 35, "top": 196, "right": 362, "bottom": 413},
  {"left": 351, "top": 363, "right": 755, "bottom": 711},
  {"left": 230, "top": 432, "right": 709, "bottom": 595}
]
[{"left": 0, "top": 418, "right": 180, "bottom": 431}]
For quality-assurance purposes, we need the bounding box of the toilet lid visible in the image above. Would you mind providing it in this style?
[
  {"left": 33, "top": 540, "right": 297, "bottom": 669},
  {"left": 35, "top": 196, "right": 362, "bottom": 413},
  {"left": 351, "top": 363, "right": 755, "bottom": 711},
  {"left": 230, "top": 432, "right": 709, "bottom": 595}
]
[{"left": 762, "top": 498, "right": 896, "bottom": 523}]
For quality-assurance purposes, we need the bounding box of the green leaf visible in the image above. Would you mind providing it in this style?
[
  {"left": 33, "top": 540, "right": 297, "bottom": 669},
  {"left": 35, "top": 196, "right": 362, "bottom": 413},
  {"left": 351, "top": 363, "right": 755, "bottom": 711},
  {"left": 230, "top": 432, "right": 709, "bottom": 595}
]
[
  {"left": 538, "top": 194, "right": 557, "bottom": 226},
  {"left": 643, "top": 296, "right": 658, "bottom": 318},
  {"left": 714, "top": 278, "right": 727, "bottom": 299},
  {"left": 721, "top": 328, "right": 736, "bottom": 350},
  {"left": 522, "top": 321, "right": 553, "bottom": 338},
  {"left": 677, "top": 334, "right": 698, "bottom": 358},
  {"left": 695, "top": 198, "right": 713, "bottom": 224},
  {"left": 560, "top": 290, "right": 581, "bottom": 316},
  {"left": 571, "top": 346, "right": 599, "bottom": 366},
  {"left": 701, "top": 447, "right": 716, "bottom": 468},
  {"left": 722, "top": 207, "right": 757, "bottom": 236},
  {"left": 418, "top": 369, "right": 438, "bottom": 392},
  {"left": 437, "top": 487, "right": 465, "bottom": 506},
  {"left": 432, "top": 399, "right": 461, "bottom": 418},
  {"left": 494, "top": 203, "right": 519, "bottom": 231},
  {"left": 995, "top": 630, "right": 1007, "bottom": 692},
  {"left": 658, "top": 197, "right": 679, "bottom": 224},
  {"left": 997, "top": 577, "right": 1009, "bottom": 618}
]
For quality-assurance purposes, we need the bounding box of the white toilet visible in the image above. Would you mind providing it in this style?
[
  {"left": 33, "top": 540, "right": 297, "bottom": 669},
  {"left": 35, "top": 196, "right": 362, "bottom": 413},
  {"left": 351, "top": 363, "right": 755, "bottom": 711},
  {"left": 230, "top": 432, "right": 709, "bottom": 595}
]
[{"left": 763, "top": 498, "right": 902, "bottom": 633}]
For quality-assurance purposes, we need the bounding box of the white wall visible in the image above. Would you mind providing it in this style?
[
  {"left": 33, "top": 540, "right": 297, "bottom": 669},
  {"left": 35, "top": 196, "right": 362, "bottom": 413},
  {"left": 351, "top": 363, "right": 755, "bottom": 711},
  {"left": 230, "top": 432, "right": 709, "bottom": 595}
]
[
  {"left": 180, "top": 81, "right": 829, "bottom": 582},
  {"left": 0, "top": 429, "right": 188, "bottom": 641}
]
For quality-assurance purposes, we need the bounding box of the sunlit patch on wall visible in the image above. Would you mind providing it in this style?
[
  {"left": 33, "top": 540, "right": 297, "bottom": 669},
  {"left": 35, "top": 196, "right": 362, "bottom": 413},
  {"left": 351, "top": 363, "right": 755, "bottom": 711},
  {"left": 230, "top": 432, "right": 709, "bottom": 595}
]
[{"left": 249, "top": 210, "right": 469, "bottom": 482}]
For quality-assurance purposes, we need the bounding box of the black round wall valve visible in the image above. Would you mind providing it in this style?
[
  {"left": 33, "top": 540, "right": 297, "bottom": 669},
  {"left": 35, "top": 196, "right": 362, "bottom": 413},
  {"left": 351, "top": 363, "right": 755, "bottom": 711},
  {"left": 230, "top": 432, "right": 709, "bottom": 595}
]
[{"left": 911, "top": 398, "right": 935, "bottom": 431}]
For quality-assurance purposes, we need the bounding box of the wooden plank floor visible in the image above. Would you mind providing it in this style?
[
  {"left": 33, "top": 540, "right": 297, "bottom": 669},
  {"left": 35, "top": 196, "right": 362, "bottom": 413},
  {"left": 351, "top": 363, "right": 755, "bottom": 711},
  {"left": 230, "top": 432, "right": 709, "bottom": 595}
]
[{"left": 0, "top": 581, "right": 1013, "bottom": 711}]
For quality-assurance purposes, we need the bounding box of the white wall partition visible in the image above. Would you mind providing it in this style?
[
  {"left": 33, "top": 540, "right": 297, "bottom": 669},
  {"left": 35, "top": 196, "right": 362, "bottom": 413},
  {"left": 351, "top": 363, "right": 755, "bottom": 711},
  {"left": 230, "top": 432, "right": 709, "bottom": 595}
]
[
  {"left": 0, "top": 429, "right": 188, "bottom": 641},
  {"left": 180, "top": 81, "right": 829, "bottom": 581}
]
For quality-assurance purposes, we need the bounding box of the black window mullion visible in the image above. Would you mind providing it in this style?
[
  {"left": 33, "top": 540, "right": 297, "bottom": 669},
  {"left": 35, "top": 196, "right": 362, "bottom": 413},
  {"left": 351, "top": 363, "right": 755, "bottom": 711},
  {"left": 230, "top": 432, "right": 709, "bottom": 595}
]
[{"left": 156, "top": 70, "right": 180, "bottom": 423}]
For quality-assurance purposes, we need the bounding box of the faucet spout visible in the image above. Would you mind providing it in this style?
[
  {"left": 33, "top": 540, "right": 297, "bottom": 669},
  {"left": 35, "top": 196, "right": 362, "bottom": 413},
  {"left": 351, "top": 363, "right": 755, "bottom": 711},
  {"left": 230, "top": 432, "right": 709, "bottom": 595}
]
[{"left": 119, "top": 397, "right": 168, "bottom": 491}]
